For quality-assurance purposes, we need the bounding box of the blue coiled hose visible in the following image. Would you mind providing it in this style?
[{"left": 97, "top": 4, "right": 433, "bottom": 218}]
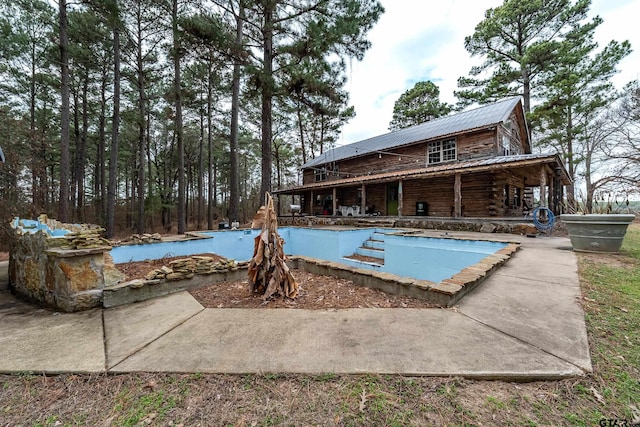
[{"left": 532, "top": 207, "right": 555, "bottom": 232}]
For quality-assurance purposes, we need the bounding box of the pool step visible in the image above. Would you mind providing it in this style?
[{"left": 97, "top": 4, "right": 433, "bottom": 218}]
[
  {"left": 371, "top": 232, "right": 387, "bottom": 241},
  {"left": 355, "top": 246, "right": 384, "bottom": 259},
  {"left": 347, "top": 230, "right": 387, "bottom": 263},
  {"left": 363, "top": 238, "right": 384, "bottom": 250}
]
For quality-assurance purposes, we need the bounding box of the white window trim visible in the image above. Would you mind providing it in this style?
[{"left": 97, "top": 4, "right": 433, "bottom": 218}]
[
  {"left": 314, "top": 166, "right": 327, "bottom": 182},
  {"left": 427, "top": 139, "right": 457, "bottom": 165}
]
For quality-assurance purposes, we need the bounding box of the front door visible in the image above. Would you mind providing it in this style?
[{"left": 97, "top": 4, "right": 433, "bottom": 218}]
[{"left": 387, "top": 183, "right": 398, "bottom": 216}]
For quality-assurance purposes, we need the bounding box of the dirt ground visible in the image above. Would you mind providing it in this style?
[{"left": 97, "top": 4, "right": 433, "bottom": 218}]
[
  {"left": 190, "top": 269, "right": 437, "bottom": 309},
  {"left": 117, "top": 254, "right": 436, "bottom": 310}
]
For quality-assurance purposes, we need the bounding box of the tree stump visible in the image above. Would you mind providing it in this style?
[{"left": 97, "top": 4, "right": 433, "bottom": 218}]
[{"left": 247, "top": 192, "right": 298, "bottom": 299}]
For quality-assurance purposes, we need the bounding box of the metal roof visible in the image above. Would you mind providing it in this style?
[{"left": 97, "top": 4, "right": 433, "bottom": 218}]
[
  {"left": 302, "top": 96, "right": 525, "bottom": 169},
  {"left": 277, "top": 153, "right": 570, "bottom": 194}
]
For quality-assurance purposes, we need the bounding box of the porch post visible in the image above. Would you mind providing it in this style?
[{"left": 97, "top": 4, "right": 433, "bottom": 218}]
[
  {"left": 539, "top": 168, "right": 548, "bottom": 208},
  {"left": 548, "top": 170, "right": 555, "bottom": 213},
  {"left": 310, "top": 190, "right": 314, "bottom": 215},
  {"left": 332, "top": 187, "right": 337, "bottom": 216},
  {"left": 398, "top": 180, "right": 403, "bottom": 217},
  {"left": 361, "top": 183, "right": 366, "bottom": 216},
  {"left": 454, "top": 173, "right": 462, "bottom": 218}
]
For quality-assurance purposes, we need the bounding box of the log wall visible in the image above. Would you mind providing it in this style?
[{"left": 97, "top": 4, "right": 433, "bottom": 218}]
[
  {"left": 365, "top": 183, "right": 387, "bottom": 215},
  {"left": 302, "top": 129, "right": 499, "bottom": 185},
  {"left": 401, "top": 177, "right": 454, "bottom": 216},
  {"left": 457, "top": 129, "right": 497, "bottom": 161}
]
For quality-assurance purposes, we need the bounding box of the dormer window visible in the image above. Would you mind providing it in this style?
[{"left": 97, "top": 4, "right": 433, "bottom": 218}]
[
  {"left": 428, "top": 139, "right": 456, "bottom": 164},
  {"left": 501, "top": 135, "right": 522, "bottom": 156},
  {"left": 314, "top": 166, "right": 326, "bottom": 182},
  {"left": 501, "top": 120, "right": 522, "bottom": 156},
  {"left": 502, "top": 135, "right": 512, "bottom": 156}
]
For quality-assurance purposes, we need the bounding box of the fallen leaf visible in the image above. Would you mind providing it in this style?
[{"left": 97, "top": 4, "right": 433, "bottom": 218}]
[
  {"left": 589, "top": 386, "right": 605, "bottom": 404},
  {"left": 141, "top": 413, "right": 157, "bottom": 425},
  {"left": 359, "top": 389, "right": 367, "bottom": 413},
  {"left": 629, "top": 404, "right": 640, "bottom": 423}
]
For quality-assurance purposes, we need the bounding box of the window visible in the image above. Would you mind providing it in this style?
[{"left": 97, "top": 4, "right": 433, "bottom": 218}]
[
  {"left": 514, "top": 187, "right": 522, "bottom": 207},
  {"left": 504, "top": 184, "right": 510, "bottom": 208},
  {"left": 314, "top": 166, "right": 326, "bottom": 182},
  {"left": 501, "top": 135, "right": 512, "bottom": 156},
  {"left": 428, "top": 139, "right": 456, "bottom": 164},
  {"left": 501, "top": 121, "right": 522, "bottom": 156}
]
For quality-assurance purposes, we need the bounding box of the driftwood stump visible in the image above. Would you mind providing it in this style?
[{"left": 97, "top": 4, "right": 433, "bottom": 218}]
[{"left": 247, "top": 192, "right": 298, "bottom": 299}]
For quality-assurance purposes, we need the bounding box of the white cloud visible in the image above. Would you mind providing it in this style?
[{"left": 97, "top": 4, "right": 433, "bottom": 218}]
[{"left": 340, "top": 0, "right": 640, "bottom": 145}]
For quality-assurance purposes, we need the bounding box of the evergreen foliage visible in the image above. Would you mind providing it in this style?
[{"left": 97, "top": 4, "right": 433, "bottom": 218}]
[{"left": 389, "top": 81, "right": 452, "bottom": 131}]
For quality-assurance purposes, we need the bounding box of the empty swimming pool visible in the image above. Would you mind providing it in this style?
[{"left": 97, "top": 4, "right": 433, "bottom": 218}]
[{"left": 110, "top": 228, "right": 508, "bottom": 283}]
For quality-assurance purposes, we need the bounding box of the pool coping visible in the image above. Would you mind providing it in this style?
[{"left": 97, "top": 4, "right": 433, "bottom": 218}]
[{"left": 103, "top": 231, "right": 520, "bottom": 308}]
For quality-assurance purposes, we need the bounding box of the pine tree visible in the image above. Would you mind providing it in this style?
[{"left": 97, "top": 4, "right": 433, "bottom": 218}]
[
  {"left": 242, "top": 0, "right": 383, "bottom": 203},
  {"left": 456, "top": 0, "right": 592, "bottom": 114},
  {"left": 389, "top": 81, "right": 452, "bottom": 131},
  {"left": 532, "top": 14, "right": 630, "bottom": 208}
]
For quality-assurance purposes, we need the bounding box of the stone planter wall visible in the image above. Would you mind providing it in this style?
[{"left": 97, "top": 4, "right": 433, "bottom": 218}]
[{"left": 8, "top": 217, "right": 124, "bottom": 312}]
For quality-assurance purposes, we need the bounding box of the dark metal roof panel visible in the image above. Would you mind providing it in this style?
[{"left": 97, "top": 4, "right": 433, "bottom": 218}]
[{"left": 303, "top": 96, "right": 523, "bottom": 169}]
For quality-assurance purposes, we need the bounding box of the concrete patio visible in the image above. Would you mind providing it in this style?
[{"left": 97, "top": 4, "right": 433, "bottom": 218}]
[{"left": 0, "top": 231, "right": 591, "bottom": 380}]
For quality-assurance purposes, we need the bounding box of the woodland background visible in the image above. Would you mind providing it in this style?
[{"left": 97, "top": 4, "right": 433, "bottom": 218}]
[{"left": 0, "top": 0, "right": 638, "bottom": 246}]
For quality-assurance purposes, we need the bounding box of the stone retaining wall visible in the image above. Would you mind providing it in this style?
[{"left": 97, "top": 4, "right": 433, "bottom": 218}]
[
  {"left": 103, "top": 267, "right": 247, "bottom": 308},
  {"left": 278, "top": 215, "right": 538, "bottom": 235}
]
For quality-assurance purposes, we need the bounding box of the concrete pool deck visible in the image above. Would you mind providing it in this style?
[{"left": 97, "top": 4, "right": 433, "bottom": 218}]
[{"left": 0, "top": 231, "right": 591, "bottom": 380}]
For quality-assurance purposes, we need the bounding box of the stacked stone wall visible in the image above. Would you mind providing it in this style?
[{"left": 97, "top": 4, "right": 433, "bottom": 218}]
[
  {"left": 8, "top": 217, "right": 124, "bottom": 312},
  {"left": 277, "top": 215, "right": 538, "bottom": 235}
]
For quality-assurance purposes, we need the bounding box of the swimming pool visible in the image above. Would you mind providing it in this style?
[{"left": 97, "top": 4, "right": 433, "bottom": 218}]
[{"left": 110, "top": 228, "right": 507, "bottom": 283}]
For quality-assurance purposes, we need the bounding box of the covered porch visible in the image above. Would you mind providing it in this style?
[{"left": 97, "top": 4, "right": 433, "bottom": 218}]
[{"left": 274, "top": 154, "right": 571, "bottom": 219}]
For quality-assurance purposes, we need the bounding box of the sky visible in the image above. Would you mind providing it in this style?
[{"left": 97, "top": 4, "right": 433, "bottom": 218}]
[{"left": 338, "top": 0, "right": 640, "bottom": 145}]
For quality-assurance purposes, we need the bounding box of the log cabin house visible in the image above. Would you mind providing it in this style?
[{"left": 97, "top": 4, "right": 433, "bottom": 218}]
[{"left": 274, "top": 97, "right": 571, "bottom": 218}]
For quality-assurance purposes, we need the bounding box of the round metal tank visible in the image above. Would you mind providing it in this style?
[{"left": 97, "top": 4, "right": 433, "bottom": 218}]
[{"left": 560, "top": 214, "right": 635, "bottom": 253}]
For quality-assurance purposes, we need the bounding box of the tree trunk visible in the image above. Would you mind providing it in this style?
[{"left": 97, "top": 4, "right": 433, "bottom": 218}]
[
  {"left": 146, "top": 109, "right": 154, "bottom": 229},
  {"left": 207, "top": 60, "right": 214, "bottom": 229},
  {"left": 260, "top": 2, "right": 274, "bottom": 204},
  {"left": 565, "top": 106, "right": 576, "bottom": 211},
  {"left": 30, "top": 41, "right": 36, "bottom": 208},
  {"left": 58, "top": 0, "right": 70, "bottom": 222},
  {"left": 77, "top": 77, "right": 89, "bottom": 222},
  {"left": 319, "top": 114, "right": 325, "bottom": 154},
  {"left": 229, "top": 2, "right": 244, "bottom": 223},
  {"left": 584, "top": 149, "right": 593, "bottom": 213},
  {"left": 98, "top": 75, "right": 107, "bottom": 222},
  {"left": 196, "top": 90, "right": 204, "bottom": 230},
  {"left": 136, "top": 18, "right": 146, "bottom": 235},
  {"left": 297, "top": 98, "right": 307, "bottom": 163},
  {"left": 173, "top": 0, "right": 186, "bottom": 234},
  {"left": 107, "top": 25, "right": 121, "bottom": 238},
  {"left": 71, "top": 80, "right": 79, "bottom": 213}
]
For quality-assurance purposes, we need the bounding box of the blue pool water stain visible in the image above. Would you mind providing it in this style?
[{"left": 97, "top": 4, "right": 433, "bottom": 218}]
[{"left": 110, "top": 228, "right": 507, "bottom": 283}]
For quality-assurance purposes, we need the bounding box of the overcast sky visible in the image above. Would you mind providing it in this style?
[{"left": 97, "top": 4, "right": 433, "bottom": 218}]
[{"left": 338, "top": 0, "right": 640, "bottom": 145}]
